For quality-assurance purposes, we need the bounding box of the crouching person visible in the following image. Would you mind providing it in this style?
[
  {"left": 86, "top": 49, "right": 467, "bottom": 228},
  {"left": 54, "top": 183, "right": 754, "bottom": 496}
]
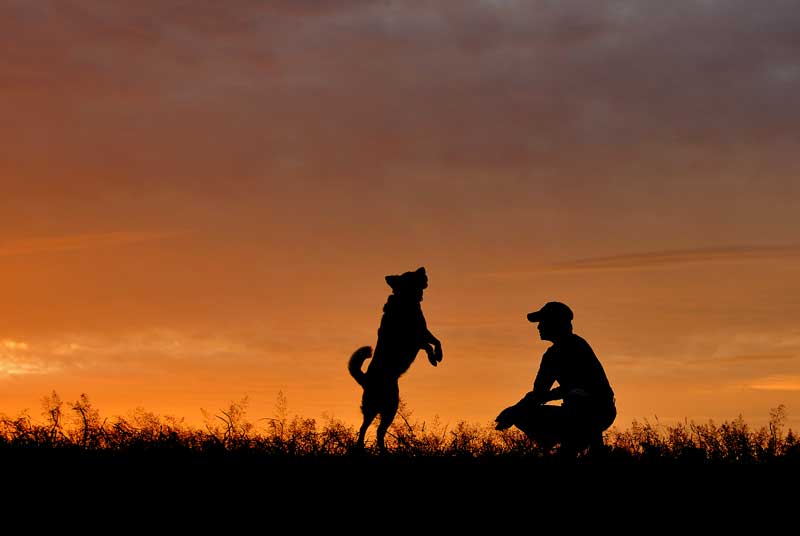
[{"left": 495, "top": 302, "right": 616, "bottom": 457}]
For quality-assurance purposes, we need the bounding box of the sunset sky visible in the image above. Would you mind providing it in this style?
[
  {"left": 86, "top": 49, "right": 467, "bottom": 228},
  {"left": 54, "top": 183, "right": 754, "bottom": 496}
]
[{"left": 2, "top": 1, "right": 799, "bottom": 432}]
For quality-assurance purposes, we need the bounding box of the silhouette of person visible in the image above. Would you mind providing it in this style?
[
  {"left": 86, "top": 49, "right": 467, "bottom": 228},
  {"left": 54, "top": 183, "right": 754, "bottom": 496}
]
[{"left": 495, "top": 302, "right": 616, "bottom": 456}]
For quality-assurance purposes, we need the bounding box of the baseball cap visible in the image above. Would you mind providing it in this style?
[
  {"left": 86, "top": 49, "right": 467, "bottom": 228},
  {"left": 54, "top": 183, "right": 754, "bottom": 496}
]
[{"left": 527, "top": 301, "right": 573, "bottom": 323}]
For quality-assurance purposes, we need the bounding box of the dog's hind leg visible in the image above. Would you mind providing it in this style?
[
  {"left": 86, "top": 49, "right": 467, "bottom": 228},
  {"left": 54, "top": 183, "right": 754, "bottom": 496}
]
[
  {"left": 375, "top": 416, "right": 394, "bottom": 453},
  {"left": 375, "top": 396, "right": 399, "bottom": 453},
  {"left": 357, "top": 406, "right": 378, "bottom": 449}
]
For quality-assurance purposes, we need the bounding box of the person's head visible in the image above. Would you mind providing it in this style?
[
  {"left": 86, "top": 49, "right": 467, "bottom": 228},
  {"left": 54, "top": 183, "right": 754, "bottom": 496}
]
[{"left": 527, "top": 301, "right": 573, "bottom": 342}]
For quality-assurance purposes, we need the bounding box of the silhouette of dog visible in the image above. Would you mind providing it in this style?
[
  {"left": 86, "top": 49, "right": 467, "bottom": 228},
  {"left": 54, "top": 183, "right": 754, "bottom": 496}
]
[{"left": 348, "top": 267, "right": 443, "bottom": 451}]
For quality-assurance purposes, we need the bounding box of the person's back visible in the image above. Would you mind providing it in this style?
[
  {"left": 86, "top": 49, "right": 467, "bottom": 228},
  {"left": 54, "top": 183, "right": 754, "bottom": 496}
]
[{"left": 539, "top": 333, "right": 614, "bottom": 406}]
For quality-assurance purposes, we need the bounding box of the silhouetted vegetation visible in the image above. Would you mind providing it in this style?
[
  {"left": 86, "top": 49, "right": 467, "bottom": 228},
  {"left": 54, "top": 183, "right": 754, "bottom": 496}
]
[{"left": 1, "top": 392, "right": 797, "bottom": 465}]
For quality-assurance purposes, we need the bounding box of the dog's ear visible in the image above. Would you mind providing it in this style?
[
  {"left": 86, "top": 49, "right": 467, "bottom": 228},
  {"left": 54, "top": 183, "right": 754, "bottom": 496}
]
[
  {"left": 385, "top": 274, "right": 400, "bottom": 291},
  {"left": 415, "top": 267, "right": 428, "bottom": 289}
]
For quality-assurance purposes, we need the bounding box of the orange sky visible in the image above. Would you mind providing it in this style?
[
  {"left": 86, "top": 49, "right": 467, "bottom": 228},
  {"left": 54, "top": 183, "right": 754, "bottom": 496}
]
[{"left": 2, "top": 1, "right": 799, "bottom": 431}]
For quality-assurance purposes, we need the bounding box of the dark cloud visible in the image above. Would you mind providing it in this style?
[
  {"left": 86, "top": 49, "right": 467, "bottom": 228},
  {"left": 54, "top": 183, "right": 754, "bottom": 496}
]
[
  {"left": 4, "top": 1, "right": 798, "bottom": 149},
  {"left": 1, "top": 0, "right": 799, "bottom": 239}
]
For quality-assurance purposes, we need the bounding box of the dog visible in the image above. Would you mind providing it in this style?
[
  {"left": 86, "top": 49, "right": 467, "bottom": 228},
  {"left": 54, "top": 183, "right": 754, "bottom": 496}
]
[{"left": 348, "top": 266, "right": 443, "bottom": 451}]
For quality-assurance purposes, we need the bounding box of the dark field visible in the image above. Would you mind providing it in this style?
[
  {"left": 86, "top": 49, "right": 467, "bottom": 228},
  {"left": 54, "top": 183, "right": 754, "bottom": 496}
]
[{"left": 2, "top": 393, "right": 797, "bottom": 520}]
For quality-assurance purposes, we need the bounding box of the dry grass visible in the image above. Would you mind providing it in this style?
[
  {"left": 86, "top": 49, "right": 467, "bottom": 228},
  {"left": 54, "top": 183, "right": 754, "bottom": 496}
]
[{"left": 1, "top": 391, "right": 797, "bottom": 465}]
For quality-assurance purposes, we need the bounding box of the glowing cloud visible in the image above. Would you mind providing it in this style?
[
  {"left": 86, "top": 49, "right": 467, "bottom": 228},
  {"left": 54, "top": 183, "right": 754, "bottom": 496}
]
[
  {"left": 0, "top": 339, "right": 59, "bottom": 376},
  {"left": 549, "top": 245, "right": 800, "bottom": 273},
  {"left": 0, "top": 231, "right": 186, "bottom": 257},
  {"left": 750, "top": 376, "right": 800, "bottom": 392}
]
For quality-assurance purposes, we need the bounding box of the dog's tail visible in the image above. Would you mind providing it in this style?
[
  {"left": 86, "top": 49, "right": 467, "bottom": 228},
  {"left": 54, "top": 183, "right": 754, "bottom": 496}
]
[{"left": 348, "top": 346, "right": 372, "bottom": 387}]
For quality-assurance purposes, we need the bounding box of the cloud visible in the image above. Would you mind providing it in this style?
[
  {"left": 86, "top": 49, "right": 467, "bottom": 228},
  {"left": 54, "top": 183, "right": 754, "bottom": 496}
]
[
  {"left": 0, "top": 339, "right": 60, "bottom": 376},
  {"left": 601, "top": 329, "right": 800, "bottom": 387},
  {"left": 0, "top": 231, "right": 186, "bottom": 257},
  {"left": 2, "top": 0, "right": 799, "bottom": 232},
  {"left": 0, "top": 330, "right": 264, "bottom": 379},
  {"left": 709, "top": 353, "right": 797, "bottom": 364},
  {"left": 749, "top": 376, "right": 800, "bottom": 391},
  {"left": 481, "top": 245, "right": 800, "bottom": 278},
  {"left": 4, "top": 1, "right": 799, "bottom": 137},
  {"left": 548, "top": 245, "right": 800, "bottom": 273}
]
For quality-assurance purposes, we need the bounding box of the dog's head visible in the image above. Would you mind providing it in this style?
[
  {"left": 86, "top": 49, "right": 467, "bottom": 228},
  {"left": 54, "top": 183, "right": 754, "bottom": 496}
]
[{"left": 385, "top": 267, "right": 428, "bottom": 301}]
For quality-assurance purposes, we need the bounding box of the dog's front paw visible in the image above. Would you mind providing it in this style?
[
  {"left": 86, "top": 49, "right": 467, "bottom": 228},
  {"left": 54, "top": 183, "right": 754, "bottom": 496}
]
[
  {"left": 425, "top": 346, "right": 439, "bottom": 366},
  {"left": 434, "top": 345, "right": 443, "bottom": 363}
]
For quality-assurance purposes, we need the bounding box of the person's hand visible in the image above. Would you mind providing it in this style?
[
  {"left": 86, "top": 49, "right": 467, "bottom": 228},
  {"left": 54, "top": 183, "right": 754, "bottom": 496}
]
[{"left": 495, "top": 406, "right": 517, "bottom": 430}]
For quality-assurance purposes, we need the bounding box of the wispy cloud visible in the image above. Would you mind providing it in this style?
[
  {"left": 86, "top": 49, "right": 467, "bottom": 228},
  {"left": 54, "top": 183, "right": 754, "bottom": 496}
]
[
  {"left": 0, "top": 339, "right": 61, "bottom": 376},
  {"left": 0, "top": 330, "right": 270, "bottom": 380},
  {"left": 705, "top": 353, "right": 797, "bottom": 364},
  {"left": 549, "top": 245, "right": 800, "bottom": 273},
  {"left": 0, "top": 231, "right": 186, "bottom": 257},
  {"left": 750, "top": 376, "right": 800, "bottom": 392},
  {"left": 482, "top": 245, "right": 800, "bottom": 279}
]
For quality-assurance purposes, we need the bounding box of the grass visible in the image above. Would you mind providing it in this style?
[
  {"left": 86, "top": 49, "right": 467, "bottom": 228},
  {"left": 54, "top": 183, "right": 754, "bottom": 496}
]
[
  {"left": 2, "top": 391, "right": 798, "bottom": 521},
  {"left": 1, "top": 391, "right": 797, "bottom": 466}
]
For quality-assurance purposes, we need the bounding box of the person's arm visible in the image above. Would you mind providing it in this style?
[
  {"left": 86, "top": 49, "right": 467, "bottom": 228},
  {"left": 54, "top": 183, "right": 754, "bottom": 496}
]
[
  {"left": 495, "top": 351, "right": 555, "bottom": 430},
  {"left": 521, "top": 385, "right": 564, "bottom": 406},
  {"left": 520, "top": 352, "right": 557, "bottom": 406},
  {"left": 545, "top": 385, "right": 564, "bottom": 401}
]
